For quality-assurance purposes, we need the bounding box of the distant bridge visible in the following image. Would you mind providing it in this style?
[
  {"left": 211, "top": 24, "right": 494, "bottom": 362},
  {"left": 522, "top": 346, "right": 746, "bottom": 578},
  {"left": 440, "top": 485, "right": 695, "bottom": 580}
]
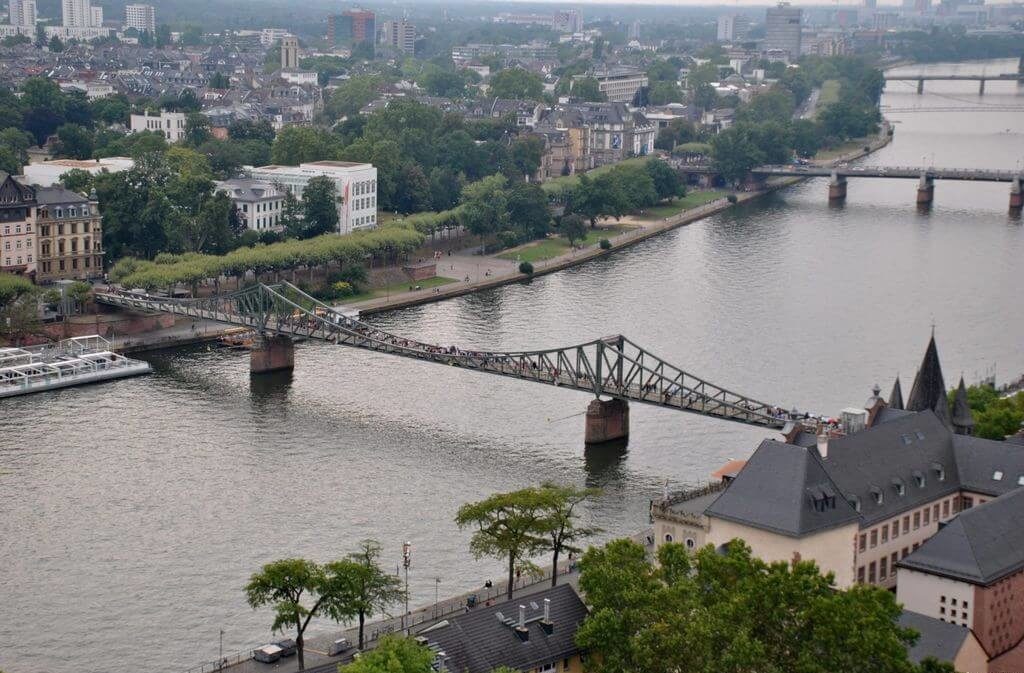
[
  {"left": 96, "top": 282, "right": 794, "bottom": 443},
  {"left": 884, "top": 66, "right": 1024, "bottom": 95},
  {"left": 754, "top": 164, "right": 1024, "bottom": 209}
]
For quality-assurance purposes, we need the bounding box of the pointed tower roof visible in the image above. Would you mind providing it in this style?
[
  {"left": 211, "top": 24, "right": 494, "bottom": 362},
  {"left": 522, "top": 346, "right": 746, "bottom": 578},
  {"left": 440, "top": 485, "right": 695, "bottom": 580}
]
[
  {"left": 889, "top": 377, "right": 904, "bottom": 410},
  {"left": 952, "top": 377, "right": 975, "bottom": 435},
  {"left": 906, "top": 335, "right": 950, "bottom": 427}
]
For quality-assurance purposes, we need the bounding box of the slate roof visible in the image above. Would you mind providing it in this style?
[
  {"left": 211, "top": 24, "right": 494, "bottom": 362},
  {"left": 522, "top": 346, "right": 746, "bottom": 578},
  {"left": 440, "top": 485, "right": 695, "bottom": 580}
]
[
  {"left": 897, "top": 488, "right": 1024, "bottom": 585},
  {"left": 898, "top": 610, "right": 971, "bottom": 664},
  {"left": 421, "top": 583, "right": 587, "bottom": 673},
  {"left": 951, "top": 434, "right": 1024, "bottom": 497},
  {"left": 34, "top": 185, "right": 89, "bottom": 205},
  {"left": 906, "top": 336, "right": 951, "bottom": 427},
  {"left": 822, "top": 410, "right": 962, "bottom": 526},
  {"left": 704, "top": 439, "right": 860, "bottom": 537}
]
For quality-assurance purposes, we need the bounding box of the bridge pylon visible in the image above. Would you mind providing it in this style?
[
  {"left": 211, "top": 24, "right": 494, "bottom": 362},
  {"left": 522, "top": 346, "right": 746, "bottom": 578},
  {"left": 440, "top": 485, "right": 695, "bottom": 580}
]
[
  {"left": 917, "top": 78, "right": 924, "bottom": 94},
  {"left": 251, "top": 333, "right": 295, "bottom": 374},
  {"left": 585, "top": 398, "right": 630, "bottom": 445},
  {"left": 1011, "top": 177, "right": 1023, "bottom": 213},
  {"left": 916, "top": 174, "right": 935, "bottom": 206},
  {"left": 828, "top": 172, "right": 847, "bottom": 202}
]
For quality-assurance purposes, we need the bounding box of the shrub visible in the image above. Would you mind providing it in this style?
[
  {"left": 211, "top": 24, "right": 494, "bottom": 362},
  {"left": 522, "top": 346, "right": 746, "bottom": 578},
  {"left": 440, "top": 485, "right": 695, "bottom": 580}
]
[
  {"left": 726, "top": 194, "right": 738, "bottom": 204},
  {"left": 599, "top": 238, "right": 612, "bottom": 250},
  {"left": 519, "top": 261, "right": 534, "bottom": 275}
]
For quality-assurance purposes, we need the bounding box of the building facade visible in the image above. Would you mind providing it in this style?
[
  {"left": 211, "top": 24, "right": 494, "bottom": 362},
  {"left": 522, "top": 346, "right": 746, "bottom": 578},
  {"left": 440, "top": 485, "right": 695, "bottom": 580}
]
[
  {"left": 280, "top": 36, "right": 299, "bottom": 70},
  {"left": 23, "top": 158, "right": 134, "bottom": 189},
  {"left": 717, "top": 14, "right": 750, "bottom": 42},
  {"left": 123, "top": 4, "right": 155, "bottom": 34},
  {"left": 8, "top": 0, "right": 37, "bottom": 27},
  {"left": 259, "top": 28, "right": 289, "bottom": 46},
  {"left": 129, "top": 111, "right": 186, "bottom": 142},
  {"left": 380, "top": 20, "right": 415, "bottom": 54},
  {"left": 577, "top": 67, "right": 649, "bottom": 104},
  {"left": 764, "top": 3, "right": 803, "bottom": 60},
  {"left": 214, "top": 180, "right": 285, "bottom": 232},
  {"left": 247, "top": 161, "right": 377, "bottom": 234},
  {"left": 33, "top": 187, "right": 103, "bottom": 283},
  {"left": 61, "top": 0, "right": 101, "bottom": 28},
  {"left": 328, "top": 10, "right": 375, "bottom": 52},
  {"left": 0, "top": 174, "right": 37, "bottom": 278}
]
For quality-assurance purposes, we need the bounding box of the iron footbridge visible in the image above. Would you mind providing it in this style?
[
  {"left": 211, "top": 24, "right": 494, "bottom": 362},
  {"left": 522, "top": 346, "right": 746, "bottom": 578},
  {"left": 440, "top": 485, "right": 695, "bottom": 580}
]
[{"left": 96, "top": 283, "right": 789, "bottom": 430}]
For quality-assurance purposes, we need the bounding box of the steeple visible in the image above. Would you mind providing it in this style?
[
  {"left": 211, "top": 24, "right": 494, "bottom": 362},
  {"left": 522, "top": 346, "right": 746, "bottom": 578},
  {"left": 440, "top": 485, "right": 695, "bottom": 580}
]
[
  {"left": 951, "top": 377, "right": 975, "bottom": 436},
  {"left": 889, "top": 376, "right": 904, "bottom": 410},
  {"left": 906, "top": 334, "right": 951, "bottom": 428}
]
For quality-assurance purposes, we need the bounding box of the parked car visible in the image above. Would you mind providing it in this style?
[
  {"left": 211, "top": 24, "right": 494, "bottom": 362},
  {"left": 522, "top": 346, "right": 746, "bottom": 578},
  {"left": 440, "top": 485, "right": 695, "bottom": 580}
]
[
  {"left": 329, "top": 638, "right": 353, "bottom": 656},
  {"left": 275, "top": 639, "right": 297, "bottom": 657},
  {"left": 253, "top": 644, "right": 284, "bottom": 663}
]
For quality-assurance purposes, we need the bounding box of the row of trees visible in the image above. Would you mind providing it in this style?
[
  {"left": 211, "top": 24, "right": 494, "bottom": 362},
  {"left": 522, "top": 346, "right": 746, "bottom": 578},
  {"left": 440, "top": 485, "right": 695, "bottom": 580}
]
[
  {"left": 558, "top": 159, "right": 686, "bottom": 226},
  {"left": 456, "top": 483, "right": 600, "bottom": 601},
  {"left": 109, "top": 224, "right": 425, "bottom": 293}
]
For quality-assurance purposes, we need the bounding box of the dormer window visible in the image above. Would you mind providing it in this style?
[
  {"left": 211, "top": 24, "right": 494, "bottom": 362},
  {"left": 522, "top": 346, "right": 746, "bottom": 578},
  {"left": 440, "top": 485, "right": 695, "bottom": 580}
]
[
  {"left": 891, "top": 477, "right": 906, "bottom": 497},
  {"left": 848, "top": 495, "right": 861, "bottom": 512},
  {"left": 931, "top": 462, "right": 945, "bottom": 482},
  {"left": 870, "top": 486, "right": 883, "bottom": 505},
  {"left": 913, "top": 471, "right": 925, "bottom": 488}
]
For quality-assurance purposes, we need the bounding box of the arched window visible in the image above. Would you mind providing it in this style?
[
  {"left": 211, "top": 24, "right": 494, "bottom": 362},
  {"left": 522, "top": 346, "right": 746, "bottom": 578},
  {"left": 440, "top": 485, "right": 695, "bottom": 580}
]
[
  {"left": 664, "top": 533, "right": 673, "bottom": 543},
  {"left": 685, "top": 538, "right": 696, "bottom": 549}
]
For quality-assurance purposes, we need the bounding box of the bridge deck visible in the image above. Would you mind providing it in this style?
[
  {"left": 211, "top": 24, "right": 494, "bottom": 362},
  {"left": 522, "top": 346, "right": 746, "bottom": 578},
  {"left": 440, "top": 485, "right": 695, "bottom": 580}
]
[
  {"left": 884, "top": 73, "right": 1023, "bottom": 81},
  {"left": 753, "top": 165, "right": 1022, "bottom": 182},
  {"left": 96, "top": 284, "right": 795, "bottom": 430}
]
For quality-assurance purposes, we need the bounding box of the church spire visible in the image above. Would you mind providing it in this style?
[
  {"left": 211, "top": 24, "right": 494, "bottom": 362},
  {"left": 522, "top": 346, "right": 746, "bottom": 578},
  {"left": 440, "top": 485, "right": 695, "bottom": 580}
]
[
  {"left": 906, "top": 334, "right": 951, "bottom": 428},
  {"left": 952, "top": 377, "right": 975, "bottom": 436},
  {"left": 889, "top": 376, "right": 904, "bottom": 410}
]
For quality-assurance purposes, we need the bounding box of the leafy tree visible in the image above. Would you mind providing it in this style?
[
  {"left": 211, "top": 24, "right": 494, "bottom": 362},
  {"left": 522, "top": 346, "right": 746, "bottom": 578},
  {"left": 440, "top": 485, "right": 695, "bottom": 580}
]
[
  {"left": 644, "top": 159, "right": 683, "bottom": 201},
  {"left": 791, "top": 119, "right": 824, "bottom": 158},
  {"left": 458, "top": 174, "right": 509, "bottom": 246},
  {"left": 228, "top": 119, "right": 275, "bottom": 143},
  {"left": 21, "top": 77, "right": 66, "bottom": 144},
  {"left": 0, "top": 147, "right": 19, "bottom": 175},
  {"left": 180, "top": 25, "right": 203, "bottom": 46},
  {"left": 339, "top": 635, "right": 433, "bottom": 673},
  {"left": 324, "top": 75, "right": 383, "bottom": 121},
  {"left": 63, "top": 90, "right": 93, "bottom": 127},
  {"left": 559, "top": 214, "right": 587, "bottom": 247},
  {"left": 271, "top": 126, "right": 337, "bottom": 166},
  {"left": 332, "top": 540, "right": 406, "bottom": 650},
  {"left": 649, "top": 81, "right": 683, "bottom": 105},
  {"left": 536, "top": 483, "right": 600, "bottom": 586},
  {"left": 53, "top": 123, "right": 94, "bottom": 160},
  {"left": 488, "top": 67, "right": 544, "bottom": 100},
  {"left": 428, "top": 167, "right": 463, "bottom": 212},
  {"left": 0, "top": 273, "right": 40, "bottom": 345},
  {"left": 577, "top": 538, "right": 921, "bottom": 673},
  {"left": 155, "top": 24, "right": 171, "bottom": 47},
  {"left": 394, "top": 163, "right": 431, "bottom": 214},
  {"left": 279, "top": 189, "right": 303, "bottom": 237},
  {"left": 184, "top": 113, "right": 212, "bottom": 146},
  {"left": 505, "top": 182, "right": 551, "bottom": 242},
  {"left": 508, "top": 135, "right": 544, "bottom": 180},
  {"left": 208, "top": 72, "right": 231, "bottom": 89},
  {"left": 0, "top": 87, "right": 26, "bottom": 131},
  {"left": 455, "top": 486, "right": 548, "bottom": 600},
  {"left": 571, "top": 76, "right": 605, "bottom": 102},
  {"left": 91, "top": 94, "right": 131, "bottom": 125},
  {"left": 420, "top": 67, "right": 471, "bottom": 98},
  {"left": 654, "top": 118, "right": 697, "bottom": 152},
  {"left": 692, "top": 82, "right": 718, "bottom": 112},
  {"left": 48, "top": 34, "right": 64, "bottom": 52},
  {"left": 736, "top": 89, "right": 796, "bottom": 125},
  {"left": 711, "top": 126, "right": 764, "bottom": 185},
  {"left": 301, "top": 176, "right": 339, "bottom": 238},
  {"left": 947, "top": 384, "right": 1024, "bottom": 440},
  {"left": 59, "top": 168, "right": 94, "bottom": 193},
  {"left": 245, "top": 558, "right": 357, "bottom": 671},
  {"left": 687, "top": 62, "right": 720, "bottom": 90}
]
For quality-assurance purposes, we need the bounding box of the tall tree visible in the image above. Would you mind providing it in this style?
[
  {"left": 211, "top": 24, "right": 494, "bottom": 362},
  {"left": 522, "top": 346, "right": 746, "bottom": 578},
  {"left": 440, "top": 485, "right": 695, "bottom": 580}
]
[
  {"left": 455, "top": 487, "right": 548, "bottom": 600},
  {"left": 536, "top": 483, "right": 600, "bottom": 586},
  {"left": 53, "top": 123, "right": 94, "bottom": 159},
  {"left": 488, "top": 67, "right": 544, "bottom": 100},
  {"left": 330, "top": 540, "right": 406, "bottom": 650},
  {"left": 301, "top": 176, "right": 339, "bottom": 237},
  {"left": 559, "top": 214, "right": 587, "bottom": 247},
  {"left": 458, "top": 174, "right": 508, "bottom": 248},
  {"left": 571, "top": 77, "right": 605, "bottom": 102}
]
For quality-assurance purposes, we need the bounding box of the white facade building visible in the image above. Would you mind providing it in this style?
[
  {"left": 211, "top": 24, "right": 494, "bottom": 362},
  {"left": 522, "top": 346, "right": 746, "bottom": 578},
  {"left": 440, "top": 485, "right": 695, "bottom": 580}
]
[
  {"left": 129, "top": 111, "right": 187, "bottom": 142},
  {"left": 8, "top": 0, "right": 37, "bottom": 27},
  {"left": 576, "top": 67, "right": 649, "bottom": 104},
  {"left": 89, "top": 5, "right": 102, "bottom": 27},
  {"left": 124, "top": 4, "right": 155, "bottom": 34},
  {"left": 381, "top": 20, "right": 415, "bottom": 54},
  {"left": 214, "top": 180, "right": 285, "bottom": 232},
  {"left": 260, "top": 27, "right": 290, "bottom": 46},
  {"left": 717, "top": 14, "right": 750, "bottom": 42},
  {"left": 764, "top": 3, "right": 803, "bottom": 60},
  {"left": 62, "top": 0, "right": 103, "bottom": 27},
  {"left": 247, "top": 161, "right": 378, "bottom": 235},
  {"left": 23, "top": 157, "right": 133, "bottom": 188}
]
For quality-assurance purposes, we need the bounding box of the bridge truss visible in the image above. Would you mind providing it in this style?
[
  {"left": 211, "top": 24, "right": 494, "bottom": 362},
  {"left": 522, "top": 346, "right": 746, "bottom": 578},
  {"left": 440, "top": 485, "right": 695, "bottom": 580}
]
[{"left": 96, "top": 283, "right": 789, "bottom": 430}]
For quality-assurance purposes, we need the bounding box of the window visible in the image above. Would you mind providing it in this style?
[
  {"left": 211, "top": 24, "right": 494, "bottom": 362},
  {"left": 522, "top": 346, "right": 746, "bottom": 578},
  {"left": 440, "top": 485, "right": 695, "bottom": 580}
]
[
  {"left": 891, "top": 552, "right": 898, "bottom": 569},
  {"left": 933, "top": 504, "right": 939, "bottom": 521},
  {"left": 892, "top": 520, "right": 899, "bottom": 539},
  {"left": 870, "top": 530, "right": 877, "bottom": 548},
  {"left": 539, "top": 663, "right": 555, "bottom": 672},
  {"left": 664, "top": 534, "right": 673, "bottom": 543},
  {"left": 943, "top": 499, "right": 950, "bottom": 517},
  {"left": 903, "top": 516, "right": 910, "bottom": 534},
  {"left": 868, "top": 562, "right": 876, "bottom": 583},
  {"left": 923, "top": 508, "right": 930, "bottom": 525},
  {"left": 951, "top": 598, "right": 957, "bottom": 606},
  {"left": 941, "top": 595, "right": 946, "bottom": 603},
  {"left": 913, "top": 512, "right": 920, "bottom": 529},
  {"left": 1019, "top": 476, "right": 1024, "bottom": 486},
  {"left": 881, "top": 524, "right": 889, "bottom": 542},
  {"left": 858, "top": 566, "right": 865, "bottom": 583},
  {"left": 880, "top": 557, "right": 888, "bottom": 579}
]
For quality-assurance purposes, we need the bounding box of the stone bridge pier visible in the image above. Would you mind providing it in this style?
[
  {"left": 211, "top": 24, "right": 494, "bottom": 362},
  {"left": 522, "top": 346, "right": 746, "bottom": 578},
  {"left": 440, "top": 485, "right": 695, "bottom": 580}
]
[
  {"left": 828, "top": 172, "right": 847, "bottom": 202},
  {"left": 251, "top": 333, "right": 295, "bottom": 374},
  {"left": 585, "top": 398, "right": 629, "bottom": 445},
  {"left": 916, "top": 174, "right": 935, "bottom": 205},
  {"left": 1011, "top": 178, "right": 1023, "bottom": 212}
]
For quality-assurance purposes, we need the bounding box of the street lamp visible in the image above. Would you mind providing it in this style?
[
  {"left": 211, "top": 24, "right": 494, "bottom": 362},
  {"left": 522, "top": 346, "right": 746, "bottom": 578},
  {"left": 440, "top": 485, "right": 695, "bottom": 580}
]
[
  {"left": 434, "top": 576, "right": 441, "bottom": 619},
  {"left": 402, "top": 541, "right": 412, "bottom": 635},
  {"left": 218, "top": 628, "right": 224, "bottom": 671}
]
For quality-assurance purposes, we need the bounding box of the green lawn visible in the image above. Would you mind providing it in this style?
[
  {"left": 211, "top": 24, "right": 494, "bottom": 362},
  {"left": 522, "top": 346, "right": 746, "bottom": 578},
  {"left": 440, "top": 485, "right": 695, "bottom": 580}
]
[
  {"left": 347, "top": 276, "right": 457, "bottom": 303},
  {"left": 498, "top": 226, "right": 630, "bottom": 263},
  {"left": 814, "top": 139, "right": 872, "bottom": 161},
  {"left": 541, "top": 158, "right": 651, "bottom": 193},
  {"left": 636, "top": 191, "right": 729, "bottom": 220},
  {"left": 817, "top": 79, "right": 841, "bottom": 111}
]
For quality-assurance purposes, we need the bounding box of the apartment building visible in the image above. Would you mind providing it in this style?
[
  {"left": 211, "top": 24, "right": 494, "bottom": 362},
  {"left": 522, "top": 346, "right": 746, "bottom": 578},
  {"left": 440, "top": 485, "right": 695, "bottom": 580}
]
[
  {"left": 124, "top": 4, "right": 156, "bottom": 34},
  {"left": 764, "top": 3, "right": 803, "bottom": 60},
  {"left": 0, "top": 173, "right": 37, "bottom": 278},
  {"left": 33, "top": 187, "right": 103, "bottom": 283},
  {"left": 380, "top": 20, "right": 415, "bottom": 55},
  {"left": 129, "top": 110, "right": 187, "bottom": 142},
  {"left": 214, "top": 180, "right": 285, "bottom": 232},
  {"left": 575, "top": 67, "right": 649, "bottom": 104},
  {"left": 8, "top": 0, "right": 37, "bottom": 27},
  {"left": 246, "top": 161, "right": 377, "bottom": 234}
]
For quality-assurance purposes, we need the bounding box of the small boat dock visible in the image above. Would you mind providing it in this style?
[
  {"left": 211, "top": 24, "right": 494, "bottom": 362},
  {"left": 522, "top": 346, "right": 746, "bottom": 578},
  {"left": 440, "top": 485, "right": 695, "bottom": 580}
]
[{"left": 0, "top": 335, "right": 152, "bottom": 399}]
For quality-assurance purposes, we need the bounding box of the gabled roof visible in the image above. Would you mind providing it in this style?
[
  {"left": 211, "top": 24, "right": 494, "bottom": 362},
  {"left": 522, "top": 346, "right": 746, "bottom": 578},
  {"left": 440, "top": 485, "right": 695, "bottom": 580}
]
[
  {"left": 422, "top": 584, "right": 587, "bottom": 673},
  {"left": 705, "top": 439, "right": 860, "bottom": 537},
  {"left": 898, "top": 610, "right": 971, "bottom": 664},
  {"left": 897, "top": 488, "right": 1024, "bottom": 585},
  {"left": 822, "top": 410, "right": 962, "bottom": 526}
]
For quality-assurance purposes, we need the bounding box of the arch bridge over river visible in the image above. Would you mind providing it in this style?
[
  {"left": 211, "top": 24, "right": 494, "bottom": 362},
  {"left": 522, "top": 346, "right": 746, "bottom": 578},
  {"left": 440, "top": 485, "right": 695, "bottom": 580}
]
[{"left": 95, "top": 282, "right": 798, "bottom": 443}]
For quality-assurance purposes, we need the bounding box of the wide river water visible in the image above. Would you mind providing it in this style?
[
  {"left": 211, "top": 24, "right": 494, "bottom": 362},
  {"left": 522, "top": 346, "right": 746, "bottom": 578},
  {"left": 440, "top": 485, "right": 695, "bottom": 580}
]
[{"left": 2, "top": 59, "right": 1023, "bottom": 673}]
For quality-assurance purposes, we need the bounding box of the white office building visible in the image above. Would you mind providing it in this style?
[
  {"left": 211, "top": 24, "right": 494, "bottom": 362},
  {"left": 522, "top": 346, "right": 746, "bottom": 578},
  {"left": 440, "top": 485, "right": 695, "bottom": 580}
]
[
  {"left": 214, "top": 180, "right": 286, "bottom": 232},
  {"left": 129, "top": 111, "right": 187, "bottom": 142},
  {"left": 260, "top": 27, "right": 290, "bottom": 46},
  {"left": 8, "top": 0, "right": 37, "bottom": 27},
  {"left": 576, "top": 67, "right": 649, "bottom": 104},
  {"left": 247, "top": 161, "right": 378, "bottom": 235},
  {"left": 381, "top": 20, "right": 415, "bottom": 54},
  {"left": 124, "top": 4, "right": 155, "bottom": 34},
  {"left": 23, "top": 157, "right": 133, "bottom": 187}
]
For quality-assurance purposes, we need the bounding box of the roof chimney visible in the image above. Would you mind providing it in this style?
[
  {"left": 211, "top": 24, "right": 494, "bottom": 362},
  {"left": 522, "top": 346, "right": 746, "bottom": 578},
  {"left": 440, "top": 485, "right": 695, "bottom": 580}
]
[
  {"left": 540, "top": 597, "right": 554, "bottom": 635},
  {"left": 816, "top": 431, "right": 828, "bottom": 459},
  {"left": 515, "top": 605, "right": 529, "bottom": 642}
]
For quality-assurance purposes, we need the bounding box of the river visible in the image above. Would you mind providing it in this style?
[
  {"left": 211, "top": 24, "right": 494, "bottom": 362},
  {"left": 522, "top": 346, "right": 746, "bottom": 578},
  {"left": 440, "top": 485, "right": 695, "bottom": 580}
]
[{"left": 1, "top": 59, "right": 1022, "bottom": 673}]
